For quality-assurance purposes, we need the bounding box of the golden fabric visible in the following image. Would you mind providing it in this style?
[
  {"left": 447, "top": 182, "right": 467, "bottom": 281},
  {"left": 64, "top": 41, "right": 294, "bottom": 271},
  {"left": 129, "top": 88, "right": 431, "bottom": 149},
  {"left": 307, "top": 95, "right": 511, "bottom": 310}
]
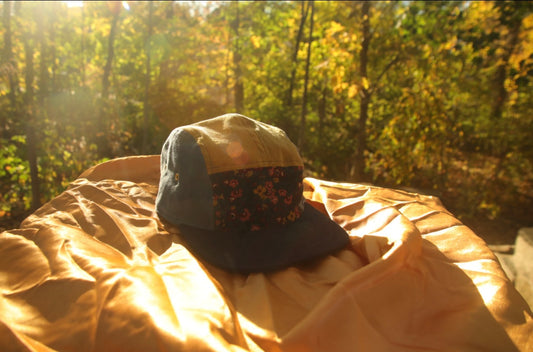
[{"left": 1, "top": 155, "right": 531, "bottom": 351}]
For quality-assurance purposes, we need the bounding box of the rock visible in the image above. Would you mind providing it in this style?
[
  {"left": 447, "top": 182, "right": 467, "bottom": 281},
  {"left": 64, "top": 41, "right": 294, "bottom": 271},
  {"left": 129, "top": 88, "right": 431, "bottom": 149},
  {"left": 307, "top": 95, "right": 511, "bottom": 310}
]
[
  {"left": 494, "top": 227, "right": 533, "bottom": 310},
  {"left": 513, "top": 228, "right": 533, "bottom": 310},
  {"left": 488, "top": 244, "right": 515, "bottom": 255}
]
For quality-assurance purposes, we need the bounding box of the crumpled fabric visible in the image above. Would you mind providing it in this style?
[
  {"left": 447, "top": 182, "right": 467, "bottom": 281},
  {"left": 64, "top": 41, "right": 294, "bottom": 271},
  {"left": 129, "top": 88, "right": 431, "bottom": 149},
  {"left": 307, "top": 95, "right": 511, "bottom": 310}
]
[{"left": 0, "top": 155, "right": 531, "bottom": 352}]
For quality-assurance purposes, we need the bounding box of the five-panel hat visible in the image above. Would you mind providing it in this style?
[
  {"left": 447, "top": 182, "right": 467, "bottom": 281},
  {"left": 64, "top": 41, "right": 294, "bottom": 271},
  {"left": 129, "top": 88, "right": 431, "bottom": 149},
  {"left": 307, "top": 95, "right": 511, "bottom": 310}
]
[{"left": 156, "top": 114, "right": 349, "bottom": 273}]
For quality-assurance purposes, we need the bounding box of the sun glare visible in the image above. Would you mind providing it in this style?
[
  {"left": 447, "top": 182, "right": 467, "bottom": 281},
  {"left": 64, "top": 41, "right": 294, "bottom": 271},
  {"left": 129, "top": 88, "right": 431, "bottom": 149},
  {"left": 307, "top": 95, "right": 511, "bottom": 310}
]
[
  {"left": 63, "top": 1, "right": 130, "bottom": 10},
  {"left": 64, "top": 1, "right": 83, "bottom": 8}
]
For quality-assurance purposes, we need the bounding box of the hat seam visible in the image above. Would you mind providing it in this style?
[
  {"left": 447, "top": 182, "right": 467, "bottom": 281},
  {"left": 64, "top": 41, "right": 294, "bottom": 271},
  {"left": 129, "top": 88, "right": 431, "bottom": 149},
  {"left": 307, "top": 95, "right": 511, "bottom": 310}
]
[{"left": 206, "top": 160, "right": 303, "bottom": 174}]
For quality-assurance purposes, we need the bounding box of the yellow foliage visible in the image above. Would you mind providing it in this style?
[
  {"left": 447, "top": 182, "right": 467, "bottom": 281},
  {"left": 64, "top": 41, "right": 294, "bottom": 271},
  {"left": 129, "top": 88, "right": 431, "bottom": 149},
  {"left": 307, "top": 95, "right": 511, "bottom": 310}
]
[
  {"left": 250, "top": 35, "right": 261, "bottom": 49},
  {"left": 467, "top": 1, "right": 499, "bottom": 35},
  {"left": 326, "top": 21, "right": 344, "bottom": 37},
  {"left": 348, "top": 84, "right": 358, "bottom": 98},
  {"left": 334, "top": 82, "right": 348, "bottom": 94},
  {"left": 361, "top": 77, "right": 370, "bottom": 90},
  {"left": 510, "top": 13, "right": 533, "bottom": 72},
  {"left": 423, "top": 44, "right": 432, "bottom": 58},
  {"left": 441, "top": 36, "right": 457, "bottom": 52}
]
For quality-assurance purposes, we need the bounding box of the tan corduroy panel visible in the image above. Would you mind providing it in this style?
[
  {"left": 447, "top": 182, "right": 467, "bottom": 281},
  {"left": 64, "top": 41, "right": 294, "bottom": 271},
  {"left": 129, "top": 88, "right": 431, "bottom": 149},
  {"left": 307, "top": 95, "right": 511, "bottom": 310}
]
[{"left": 183, "top": 114, "right": 303, "bottom": 174}]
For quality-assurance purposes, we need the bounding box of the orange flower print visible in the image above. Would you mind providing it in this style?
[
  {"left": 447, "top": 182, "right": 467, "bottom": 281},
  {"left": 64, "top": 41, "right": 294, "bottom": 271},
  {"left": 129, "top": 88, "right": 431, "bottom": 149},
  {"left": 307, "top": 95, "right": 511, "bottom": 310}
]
[
  {"left": 253, "top": 185, "right": 267, "bottom": 199},
  {"left": 211, "top": 165, "right": 303, "bottom": 231},
  {"left": 240, "top": 209, "right": 251, "bottom": 221},
  {"left": 287, "top": 210, "right": 298, "bottom": 222},
  {"left": 284, "top": 194, "right": 293, "bottom": 205},
  {"left": 230, "top": 189, "right": 243, "bottom": 201}
]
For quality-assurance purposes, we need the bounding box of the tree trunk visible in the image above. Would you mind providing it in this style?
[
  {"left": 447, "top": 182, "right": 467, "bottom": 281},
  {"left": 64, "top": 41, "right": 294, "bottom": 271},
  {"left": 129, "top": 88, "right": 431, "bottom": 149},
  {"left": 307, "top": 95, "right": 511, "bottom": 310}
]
[
  {"left": 351, "top": 1, "right": 371, "bottom": 181},
  {"left": 98, "top": 5, "right": 120, "bottom": 156},
  {"left": 318, "top": 75, "right": 327, "bottom": 142},
  {"left": 490, "top": 17, "right": 521, "bottom": 124},
  {"left": 142, "top": 1, "right": 154, "bottom": 154},
  {"left": 298, "top": 1, "right": 314, "bottom": 150},
  {"left": 285, "top": 1, "right": 309, "bottom": 108},
  {"left": 489, "top": 4, "right": 524, "bottom": 182},
  {"left": 49, "top": 6, "right": 57, "bottom": 94},
  {"left": 37, "top": 6, "right": 48, "bottom": 109},
  {"left": 102, "top": 11, "right": 119, "bottom": 101},
  {"left": 80, "top": 3, "right": 86, "bottom": 87},
  {"left": 2, "top": 1, "right": 18, "bottom": 113},
  {"left": 225, "top": 31, "right": 231, "bottom": 107},
  {"left": 23, "top": 32, "right": 41, "bottom": 211},
  {"left": 232, "top": 2, "right": 244, "bottom": 113}
]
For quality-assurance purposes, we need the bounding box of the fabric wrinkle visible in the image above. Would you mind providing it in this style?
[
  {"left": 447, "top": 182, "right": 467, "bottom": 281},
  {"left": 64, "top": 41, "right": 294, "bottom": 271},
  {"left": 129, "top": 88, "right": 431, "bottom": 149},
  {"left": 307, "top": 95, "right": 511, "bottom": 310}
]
[{"left": 0, "top": 155, "right": 531, "bottom": 351}]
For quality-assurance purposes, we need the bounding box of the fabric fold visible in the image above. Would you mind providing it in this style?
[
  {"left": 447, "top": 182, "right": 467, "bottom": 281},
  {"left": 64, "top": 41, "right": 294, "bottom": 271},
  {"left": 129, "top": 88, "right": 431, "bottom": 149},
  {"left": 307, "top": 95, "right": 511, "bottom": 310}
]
[{"left": 0, "top": 156, "right": 531, "bottom": 351}]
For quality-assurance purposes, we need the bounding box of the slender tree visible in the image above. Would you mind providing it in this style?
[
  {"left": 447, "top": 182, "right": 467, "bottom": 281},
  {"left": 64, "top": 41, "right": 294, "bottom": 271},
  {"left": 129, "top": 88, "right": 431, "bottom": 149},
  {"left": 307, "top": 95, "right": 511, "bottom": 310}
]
[
  {"left": 36, "top": 5, "right": 48, "bottom": 110},
  {"left": 286, "top": 1, "right": 309, "bottom": 109},
  {"left": 351, "top": 1, "right": 371, "bottom": 181},
  {"left": 142, "top": 1, "right": 154, "bottom": 154},
  {"left": 298, "top": 1, "right": 314, "bottom": 149},
  {"left": 350, "top": 1, "right": 399, "bottom": 181},
  {"left": 2, "top": 1, "right": 18, "bottom": 113},
  {"left": 98, "top": 2, "right": 121, "bottom": 155},
  {"left": 231, "top": 1, "right": 244, "bottom": 113},
  {"left": 80, "top": 3, "right": 86, "bottom": 87},
  {"left": 22, "top": 20, "right": 41, "bottom": 210},
  {"left": 490, "top": 3, "right": 524, "bottom": 124},
  {"left": 102, "top": 3, "right": 120, "bottom": 100}
]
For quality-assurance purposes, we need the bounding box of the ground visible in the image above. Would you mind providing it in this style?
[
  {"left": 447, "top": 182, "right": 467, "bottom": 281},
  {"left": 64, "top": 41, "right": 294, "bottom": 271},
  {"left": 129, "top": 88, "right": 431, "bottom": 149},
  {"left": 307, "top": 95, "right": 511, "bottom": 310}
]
[{"left": 461, "top": 216, "right": 521, "bottom": 246}]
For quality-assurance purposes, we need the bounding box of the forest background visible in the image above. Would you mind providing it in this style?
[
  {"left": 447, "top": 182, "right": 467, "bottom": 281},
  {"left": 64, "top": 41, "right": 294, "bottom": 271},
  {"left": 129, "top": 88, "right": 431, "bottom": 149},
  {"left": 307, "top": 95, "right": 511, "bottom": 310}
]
[{"left": 1, "top": 1, "right": 532, "bottom": 244}]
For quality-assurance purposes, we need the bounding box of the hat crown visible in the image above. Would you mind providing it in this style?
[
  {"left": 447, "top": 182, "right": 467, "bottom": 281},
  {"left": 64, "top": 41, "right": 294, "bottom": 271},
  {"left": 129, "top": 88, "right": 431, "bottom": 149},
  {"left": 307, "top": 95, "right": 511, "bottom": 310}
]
[
  {"left": 157, "top": 114, "right": 304, "bottom": 232},
  {"left": 184, "top": 114, "right": 302, "bottom": 173}
]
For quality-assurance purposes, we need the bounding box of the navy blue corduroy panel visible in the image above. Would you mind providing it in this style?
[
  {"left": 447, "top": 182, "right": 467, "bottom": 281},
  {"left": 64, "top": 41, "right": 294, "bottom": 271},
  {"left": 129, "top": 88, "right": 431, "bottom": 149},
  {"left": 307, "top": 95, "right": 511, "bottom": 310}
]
[{"left": 156, "top": 129, "right": 214, "bottom": 230}]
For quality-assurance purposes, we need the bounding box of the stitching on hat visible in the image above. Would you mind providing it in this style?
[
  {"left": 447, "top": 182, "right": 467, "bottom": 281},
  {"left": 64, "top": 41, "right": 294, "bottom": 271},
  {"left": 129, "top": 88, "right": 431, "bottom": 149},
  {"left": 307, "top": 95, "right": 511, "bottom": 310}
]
[{"left": 207, "top": 160, "right": 302, "bottom": 174}]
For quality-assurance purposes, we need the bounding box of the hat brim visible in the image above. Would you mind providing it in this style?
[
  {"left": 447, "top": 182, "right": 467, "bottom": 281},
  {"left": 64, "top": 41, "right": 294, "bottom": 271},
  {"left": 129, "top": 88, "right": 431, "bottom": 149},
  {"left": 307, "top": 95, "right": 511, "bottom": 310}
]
[{"left": 174, "top": 202, "right": 350, "bottom": 273}]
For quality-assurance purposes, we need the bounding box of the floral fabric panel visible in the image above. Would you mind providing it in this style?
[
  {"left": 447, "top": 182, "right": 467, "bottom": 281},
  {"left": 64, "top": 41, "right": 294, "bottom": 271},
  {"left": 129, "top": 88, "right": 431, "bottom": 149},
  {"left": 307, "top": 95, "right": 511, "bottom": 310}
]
[{"left": 210, "top": 166, "right": 304, "bottom": 232}]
